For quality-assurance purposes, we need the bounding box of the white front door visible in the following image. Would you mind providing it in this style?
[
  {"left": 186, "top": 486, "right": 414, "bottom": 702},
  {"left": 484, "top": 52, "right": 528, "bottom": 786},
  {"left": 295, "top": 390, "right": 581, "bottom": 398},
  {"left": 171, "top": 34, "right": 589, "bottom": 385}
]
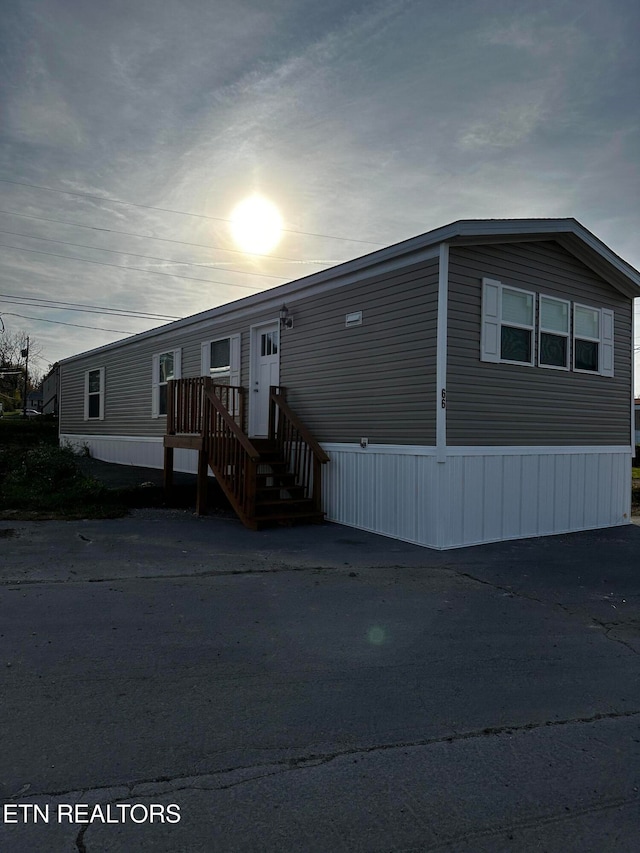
[{"left": 250, "top": 323, "right": 280, "bottom": 436}]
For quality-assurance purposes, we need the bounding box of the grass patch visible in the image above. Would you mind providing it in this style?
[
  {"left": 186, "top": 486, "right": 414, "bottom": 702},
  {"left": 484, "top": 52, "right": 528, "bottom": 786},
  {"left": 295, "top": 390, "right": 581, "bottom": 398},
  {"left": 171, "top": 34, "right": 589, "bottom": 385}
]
[{"left": 0, "top": 442, "right": 125, "bottom": 519}]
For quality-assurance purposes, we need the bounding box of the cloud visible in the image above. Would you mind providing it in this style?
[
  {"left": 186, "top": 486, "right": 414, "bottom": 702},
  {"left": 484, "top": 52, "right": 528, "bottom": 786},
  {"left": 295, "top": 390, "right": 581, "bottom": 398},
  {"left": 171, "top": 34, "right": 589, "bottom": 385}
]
[
  {"left": 4, "top": 36, "right": 86, "bottom": 149},
  {"left": 457, "top": 94, "right": 549, "bottom": 150}
]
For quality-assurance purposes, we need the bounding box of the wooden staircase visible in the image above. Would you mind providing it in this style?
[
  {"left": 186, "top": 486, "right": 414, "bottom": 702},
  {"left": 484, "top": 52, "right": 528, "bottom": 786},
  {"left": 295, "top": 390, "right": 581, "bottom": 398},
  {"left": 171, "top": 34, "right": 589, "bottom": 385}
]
[
  {"left": 251, "top": 438, "right": 325, "bottom": 527},
  {"left": 163, "top": 379, "right": 329, "bottom": 529}
]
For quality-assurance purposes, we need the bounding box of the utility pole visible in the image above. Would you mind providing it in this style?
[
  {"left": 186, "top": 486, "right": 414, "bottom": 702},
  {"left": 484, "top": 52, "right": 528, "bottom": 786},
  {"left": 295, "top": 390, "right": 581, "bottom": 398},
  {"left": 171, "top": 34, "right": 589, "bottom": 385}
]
[{"left": 21, "top": 336, "right": 29, "bottom": 418}]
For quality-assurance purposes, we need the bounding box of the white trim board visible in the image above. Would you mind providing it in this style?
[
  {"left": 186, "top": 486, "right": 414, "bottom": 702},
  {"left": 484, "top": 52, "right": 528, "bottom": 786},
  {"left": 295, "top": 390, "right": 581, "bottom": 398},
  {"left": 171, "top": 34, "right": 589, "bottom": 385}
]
[
  {"left": 61, "top": 438, "right": 632, "bottom": 456},
  {"left": 61, "top": 434, "right": 163, "bottom": 444},
  {"left": 320, "top": 442, "right": 631, "bottom": 456},
  {"left": 436, "top": 243, "right": 448, "bottom": 463}
]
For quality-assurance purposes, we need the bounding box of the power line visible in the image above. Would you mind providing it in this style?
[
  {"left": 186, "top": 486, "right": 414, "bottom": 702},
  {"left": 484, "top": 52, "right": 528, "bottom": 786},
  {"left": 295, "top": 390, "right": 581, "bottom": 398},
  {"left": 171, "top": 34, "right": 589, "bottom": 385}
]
[
  {"left": 0, "top": 243, "right": 270, "bottom": 291},
  {"left": 1, "top": 311, "right": 134, "bottom": 334},
  {"left": 0, "top": 178, "right": 382, "bottom": 245},
  {"left": 0, "top": 294, "right": 181, "bottom": 321},
  {"left": 0, "top": 209, "right": 345, "bottom": 266},
  {"left": 0, "top": 228, "right": 286, "bottom": 281},
  {"left": 0, "top": 292, "right": 179, "bottom": 319}
]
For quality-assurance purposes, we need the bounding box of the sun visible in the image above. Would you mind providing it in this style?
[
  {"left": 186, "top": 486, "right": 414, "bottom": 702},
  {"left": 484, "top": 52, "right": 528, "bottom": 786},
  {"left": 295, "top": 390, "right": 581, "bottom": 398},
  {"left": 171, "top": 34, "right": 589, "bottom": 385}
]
[{"left": 230, "top": 195, "right": 283, "bottom": 255}]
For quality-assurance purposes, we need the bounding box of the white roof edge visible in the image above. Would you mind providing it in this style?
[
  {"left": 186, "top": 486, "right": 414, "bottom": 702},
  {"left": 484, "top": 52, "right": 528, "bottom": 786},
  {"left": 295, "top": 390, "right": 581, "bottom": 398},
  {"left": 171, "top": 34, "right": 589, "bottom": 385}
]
[
  {"left": 449, "top": 218, "right": 640, "bottom": 288},
  {"left": 60, "top": 217, "right": 640, "bottom": 365}
]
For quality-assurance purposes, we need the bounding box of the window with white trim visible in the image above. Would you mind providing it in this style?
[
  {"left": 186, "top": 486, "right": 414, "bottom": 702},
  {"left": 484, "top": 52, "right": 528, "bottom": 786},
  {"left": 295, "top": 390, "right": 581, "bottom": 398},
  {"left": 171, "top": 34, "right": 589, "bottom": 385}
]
[
  {"left": 481, "top": 279, "right": 535, "bottom": 365},
  {"left": 573, "top": 304, "right": 614, "bottom": 376},
  {"left": 84, "top": 367, "right": 104, "bottom": 420},
  {"left": 152, "top": 348, "right": 181, "bottom": 418},
  {"left": 539, "top": 296, "right": 570, "bottom": 369},
  {"left": 200, "top": 334, "right": 241, "bottom": 385},
  {"left": 481, "top": 280, "right": 614, "bottom": 377}
]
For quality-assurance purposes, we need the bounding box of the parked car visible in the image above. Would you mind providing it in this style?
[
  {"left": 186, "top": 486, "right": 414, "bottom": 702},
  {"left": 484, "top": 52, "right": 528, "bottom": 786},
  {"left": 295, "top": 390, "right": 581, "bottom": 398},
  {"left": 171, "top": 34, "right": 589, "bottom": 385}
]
[{"left": 25, "top": 409, "right": 42, "bottom": 417}]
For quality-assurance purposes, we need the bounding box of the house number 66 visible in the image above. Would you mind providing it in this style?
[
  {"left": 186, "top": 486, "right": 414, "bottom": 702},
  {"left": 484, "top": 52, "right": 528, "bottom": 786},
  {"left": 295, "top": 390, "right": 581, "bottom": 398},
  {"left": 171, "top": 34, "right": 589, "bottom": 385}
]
[{"left": 441, "top": 389, "right": 446, "bottom": 409}]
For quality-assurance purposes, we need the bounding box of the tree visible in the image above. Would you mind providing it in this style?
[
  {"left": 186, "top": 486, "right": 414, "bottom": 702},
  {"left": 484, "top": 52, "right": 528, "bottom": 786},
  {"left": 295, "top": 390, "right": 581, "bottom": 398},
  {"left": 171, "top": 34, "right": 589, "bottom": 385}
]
[{"left": 0, "top": 329, "right": 44, "bottom": 411}]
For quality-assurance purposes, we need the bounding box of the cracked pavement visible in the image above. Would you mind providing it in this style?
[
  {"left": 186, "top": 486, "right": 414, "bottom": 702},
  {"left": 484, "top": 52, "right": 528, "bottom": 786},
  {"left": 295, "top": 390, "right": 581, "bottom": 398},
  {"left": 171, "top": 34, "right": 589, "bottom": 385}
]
[{"left": 1, "top": 510, "right": 639, "bottom": 851}]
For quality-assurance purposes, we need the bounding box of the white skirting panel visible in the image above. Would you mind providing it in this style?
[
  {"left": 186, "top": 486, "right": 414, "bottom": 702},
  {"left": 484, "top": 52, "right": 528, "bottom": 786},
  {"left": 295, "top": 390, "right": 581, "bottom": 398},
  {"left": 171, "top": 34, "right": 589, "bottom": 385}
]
[
  {"left": 60, "top": 434, "right": 199, "bottom": 475},
  {"left": 322, "top": 444, "right": 441, "bottom": 548},
  {"left": 321, "top": 443, "right": 632, "bottom": 550}
]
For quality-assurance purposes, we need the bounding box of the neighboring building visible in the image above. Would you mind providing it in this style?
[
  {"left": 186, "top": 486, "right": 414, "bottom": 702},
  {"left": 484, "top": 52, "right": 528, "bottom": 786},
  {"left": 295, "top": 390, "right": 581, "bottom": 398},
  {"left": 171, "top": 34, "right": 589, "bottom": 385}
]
[
  {"left": 58, "top": 218, "right": 640, "bottom": 549},
  {"left": 42, "top": 363, "right": 60, "bottom": 416},
  {"left": 26, "top": 388, "right": 43, "bottom": 412},
  {"left": 635, "top": 399, "right": 640, "bottom": 449}
]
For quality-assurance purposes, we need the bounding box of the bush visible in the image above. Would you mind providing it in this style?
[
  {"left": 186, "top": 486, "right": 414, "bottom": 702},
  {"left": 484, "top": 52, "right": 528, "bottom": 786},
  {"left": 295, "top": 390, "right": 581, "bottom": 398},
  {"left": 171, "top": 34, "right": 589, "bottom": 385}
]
[
  {"left": 0, "top": 417, "right": 58, "bottom": 448},
  {"left": 0, "top": 443, "right": 124, "bottom": 517}
]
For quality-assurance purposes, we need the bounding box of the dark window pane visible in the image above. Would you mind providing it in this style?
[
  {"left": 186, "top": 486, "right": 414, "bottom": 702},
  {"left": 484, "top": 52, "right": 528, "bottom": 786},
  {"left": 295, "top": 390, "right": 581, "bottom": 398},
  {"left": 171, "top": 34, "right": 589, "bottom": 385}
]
[
  {"left": 272, "top": 330, "right": 279, "bottom": 354},
  {"left": 210, "top": 339, "right": 230, "bottom": 372},
  {"left": 500, "top": 326, "right": 531, "bottom": 363},
  {"left": 88, "top": 370, "right": 101, "bottom": 393},
  {"left": 575, "top": 339, "right": 598, "bottom": 372},
  {"left": 159, "top": 383, "right": 167, "bottom": 415},
  {"left": 540, "top": 333, "right": 567, "bottom": 367},
  {"left": 159, "top": 353, "right": 174, "bottom": 383},
  {"left": 88, "top": 394, "right": 100, "bottom": 418}
]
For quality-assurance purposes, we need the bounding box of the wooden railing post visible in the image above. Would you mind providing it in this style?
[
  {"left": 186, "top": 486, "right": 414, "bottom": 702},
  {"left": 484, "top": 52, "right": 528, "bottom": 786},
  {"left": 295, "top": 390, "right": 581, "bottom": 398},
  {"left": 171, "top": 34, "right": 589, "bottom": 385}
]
[
  {"left": 268, "top": 386, "right": 277, "bottom": 441},
  {"left": 239, "top": 387, "right": 246, "bottom": 432},
  {"left": 245, "top": 457, "right": 257, "bottom": 520},
  {"left": 312, "top": 456, "right": 322, "bottom": 512},
  {"left": 196, "top": 446, "right": 208, "bottom": 516},
  {"left": 164, "top": 445, "right": 174, "bottom": 495},
  {"left": 167, "top": 379, "right": 175, "bottom": 434}
]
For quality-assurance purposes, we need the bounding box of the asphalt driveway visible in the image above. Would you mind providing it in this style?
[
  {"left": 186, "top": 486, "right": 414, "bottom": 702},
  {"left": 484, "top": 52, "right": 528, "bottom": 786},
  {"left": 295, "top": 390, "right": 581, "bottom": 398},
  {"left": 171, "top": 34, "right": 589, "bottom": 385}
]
[{"left": 0, "top": 511, "right": 639, "bottom": 852}]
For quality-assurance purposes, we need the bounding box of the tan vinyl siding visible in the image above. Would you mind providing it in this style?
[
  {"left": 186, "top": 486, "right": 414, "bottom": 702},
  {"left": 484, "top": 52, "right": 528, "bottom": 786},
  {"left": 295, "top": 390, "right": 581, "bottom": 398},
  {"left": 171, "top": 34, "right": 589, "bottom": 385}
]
[
  {"left": 59, "top": 307, "right": 278, "bottom": 437},
  {"left": 280, "top": 258, "right": 439, "bottom": 445},
  {"left": 447, "top": 241, "right": 632, "bottom": 446}
]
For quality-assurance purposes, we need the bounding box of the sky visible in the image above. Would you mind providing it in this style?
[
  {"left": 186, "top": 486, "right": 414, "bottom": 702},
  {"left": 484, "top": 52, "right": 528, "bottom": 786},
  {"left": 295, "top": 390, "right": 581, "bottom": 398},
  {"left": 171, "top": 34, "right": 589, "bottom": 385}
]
[{"left": 1, "top": 0, "right": 639, "bottom": 388}]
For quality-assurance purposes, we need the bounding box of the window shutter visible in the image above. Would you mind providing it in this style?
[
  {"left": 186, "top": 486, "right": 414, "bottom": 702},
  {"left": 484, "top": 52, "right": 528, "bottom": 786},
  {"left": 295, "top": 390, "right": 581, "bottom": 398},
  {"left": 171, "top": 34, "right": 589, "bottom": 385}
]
[
  {"left": 481, "top": 278, "right": 501, "bottom": 362},
  {"left": 151, "top": 354, "right": 159, "bottom": 418},
  {"left": 99, "top": 366, "right": 105, "bottom": 420},
  {"left": 201, "top": 342, "right": 209, "bottom": 376},
  {"left": 173, "top": 348, "right": 182, "bottom": 379},
  {"left": 229, "top": 334, "right": 241, "bottom": 387},
  {"left": 83, "top": 371, "right": 89, "bottom": 421},
  {"left": 600, "top": 308, "right": 614, "bottom": 377}
]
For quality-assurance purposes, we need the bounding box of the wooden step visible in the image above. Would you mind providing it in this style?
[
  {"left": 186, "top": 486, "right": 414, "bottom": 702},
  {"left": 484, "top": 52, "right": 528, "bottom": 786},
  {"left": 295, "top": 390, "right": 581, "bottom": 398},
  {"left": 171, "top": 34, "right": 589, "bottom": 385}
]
[
  {"left": 254, "top": 498, "right": 316, "bottom": 515},
  {"left": 253, "top": 510, "right": 325, "bottom": 528},
  {"left": 256, "top": 485, "right": 306, "bottom": 500},
  {"left": 251, "top": 439, "right": 279, "bottom": 452},
  {"left": 256, "top": 458, "right": 289, "bottom": 469},
  {"left": 255, "top": 472, "right": 298, "bottom": 487}
]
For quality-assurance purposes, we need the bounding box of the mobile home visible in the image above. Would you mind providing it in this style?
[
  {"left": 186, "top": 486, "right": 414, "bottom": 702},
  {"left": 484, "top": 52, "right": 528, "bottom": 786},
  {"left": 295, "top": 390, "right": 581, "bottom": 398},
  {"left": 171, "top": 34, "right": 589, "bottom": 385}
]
[{"left": 59, "top": 218, "right": 640, "bottom": 548}]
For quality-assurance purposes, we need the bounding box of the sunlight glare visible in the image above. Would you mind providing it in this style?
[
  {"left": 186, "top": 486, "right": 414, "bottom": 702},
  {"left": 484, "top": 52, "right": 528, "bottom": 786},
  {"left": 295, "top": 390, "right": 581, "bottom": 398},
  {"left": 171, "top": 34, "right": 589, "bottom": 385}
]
[{"left": 230, "top": 195, "right": 283, "bottom": 255}]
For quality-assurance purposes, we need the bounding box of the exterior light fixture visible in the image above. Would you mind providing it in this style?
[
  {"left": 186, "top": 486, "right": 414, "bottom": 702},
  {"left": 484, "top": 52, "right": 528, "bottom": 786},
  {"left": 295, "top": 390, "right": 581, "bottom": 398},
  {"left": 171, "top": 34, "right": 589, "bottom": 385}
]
[{"left": 279, "top": 304, "right": 294, "bottom": 329}]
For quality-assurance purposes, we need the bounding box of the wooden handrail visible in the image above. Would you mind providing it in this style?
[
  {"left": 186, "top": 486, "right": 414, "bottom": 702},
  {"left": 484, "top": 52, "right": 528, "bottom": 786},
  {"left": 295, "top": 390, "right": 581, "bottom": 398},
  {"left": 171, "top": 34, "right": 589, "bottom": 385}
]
[
  {"left": 268, "top": 385, "right": 329, "bottom": 517},
  {"left": 202, "top": 381, "right": 260, "bottom": 461},
  {"left": 269, "top": 388, "right": 329, "bottom": 463},
  {"left": 200, "top": 379, "right": 259, "bottom": 523},
  {"left": 168, "top": 378, "right": 245, "bottom": 436}
]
